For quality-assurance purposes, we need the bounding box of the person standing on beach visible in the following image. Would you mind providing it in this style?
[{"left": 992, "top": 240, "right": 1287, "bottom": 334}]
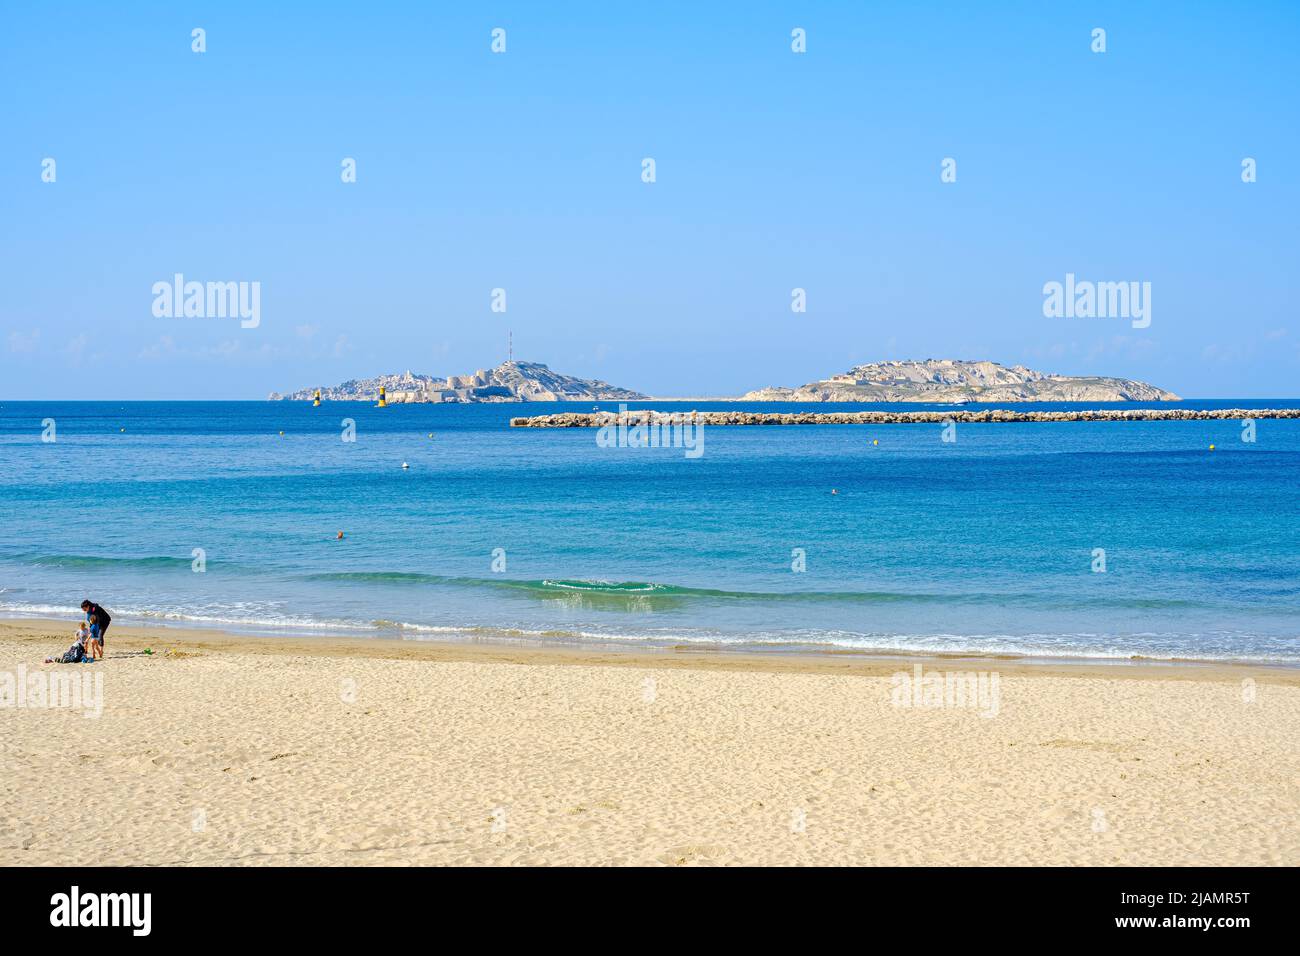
[{"left": 81, "top": 599, "right": 111, "bottom": 650}]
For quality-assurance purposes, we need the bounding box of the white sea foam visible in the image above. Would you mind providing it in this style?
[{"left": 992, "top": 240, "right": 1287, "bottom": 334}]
[{"left": 2, "top": 602, "right": 1295, "bottom": 665}]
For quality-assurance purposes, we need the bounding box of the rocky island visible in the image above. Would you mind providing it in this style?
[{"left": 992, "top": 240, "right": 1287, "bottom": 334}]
[
  {"left": 741, "top": 359, "right": 1178, "bottom": 403},
  {"left": 269, "top": 361, "right": 648, "bottom": 404},
  {"left": 271, "top": 358, "right": 1180, "bottom": 406}
]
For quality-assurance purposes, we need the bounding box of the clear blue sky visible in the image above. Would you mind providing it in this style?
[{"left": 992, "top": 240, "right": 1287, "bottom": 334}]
[{"left": 2, "top": 2, "right": 1297, "bottom": 399}]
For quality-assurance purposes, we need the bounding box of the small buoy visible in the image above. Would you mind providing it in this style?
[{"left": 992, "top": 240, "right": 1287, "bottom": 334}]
[
  {"left": 872, "top": 439, "right": 879, "bottom": 446},
  {"left": 119, "top": 428, "right": 125, "bottom": 432},
  {"left": 428, "top": 433, "right": 434, "bottom": 438},
  {"left": 401, "top": 462, "right": 410, "bottom": 470},
  {"left": 831, "top": 489, "right": 839, "bottom": 495},
  {"left": 1209, "top": 444, "right": 1216, "bottom": 451},
  {"left": 279, "top": 430, "right": 284, "bottom": 436},
  {"left": 336, "top": 531, "right": 344, "bottom": 540}
]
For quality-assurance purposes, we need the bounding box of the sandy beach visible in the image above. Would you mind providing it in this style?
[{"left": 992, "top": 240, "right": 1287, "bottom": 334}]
[{"left": 1, "top": 617, "right": 1296, "bottom": 866}]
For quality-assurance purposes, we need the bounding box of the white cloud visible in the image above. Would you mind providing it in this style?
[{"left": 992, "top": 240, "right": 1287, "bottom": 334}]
[
  {"left": 138, "top": 335, "right": 277, "bottom": 363},
  {"left": 7, "top": 329, "right": 40, "bottom": 353},
  {"left": 138, "top": 335, "right": 177, "bottom": 360},
  {"left": 62, "top": 334, "right": 89, "bottom": 366}
]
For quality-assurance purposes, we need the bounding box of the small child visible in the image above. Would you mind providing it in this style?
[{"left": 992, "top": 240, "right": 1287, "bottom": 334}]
[
  {"left": 84, "top": 621, "right": 103, "bottom": 660},
  {"left": 46, "top": 625, "right": 89, "bottom": 664}
]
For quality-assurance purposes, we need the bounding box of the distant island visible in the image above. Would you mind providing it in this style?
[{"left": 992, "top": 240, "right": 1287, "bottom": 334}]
[
  {"left": 271, "top": 358, "right": 1178, "bottom": 404},
  {"left": 741, "top": 359, "right": 1178, "bottom": 403},
  {"left": 269, "top": 361, "right": 648, "bottom": 404}
]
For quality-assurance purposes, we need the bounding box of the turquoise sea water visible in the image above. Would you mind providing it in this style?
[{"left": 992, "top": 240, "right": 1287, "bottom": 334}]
[{"left": 1, "top": 400, "right": 1298, "bottom": 663}]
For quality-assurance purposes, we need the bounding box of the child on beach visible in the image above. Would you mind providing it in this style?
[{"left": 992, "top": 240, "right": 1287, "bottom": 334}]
[
  {"left": 84, "top": 621, "right": 103, "bottom": 660},
  {"left": 45, "top": 624, "right": 91, "bottom": 664}
]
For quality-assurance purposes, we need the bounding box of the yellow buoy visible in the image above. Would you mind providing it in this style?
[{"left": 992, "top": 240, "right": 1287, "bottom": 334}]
[
  {"left": 313, "top": 388, "right": 321, "bottom": 407},
  {"left": 377, "top": 385, "right": 387, "bottom": 408},
  {"left": 1209, "top": 444, "right": 1216, "bottom": 451},
  {"left": 872, "top": 439, "right": 879, "bottom": 446}
]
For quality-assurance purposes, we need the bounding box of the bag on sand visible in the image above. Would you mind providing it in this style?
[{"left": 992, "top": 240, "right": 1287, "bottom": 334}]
[{"left": 59, "top": 642, "right": 88, "bottom": 664}]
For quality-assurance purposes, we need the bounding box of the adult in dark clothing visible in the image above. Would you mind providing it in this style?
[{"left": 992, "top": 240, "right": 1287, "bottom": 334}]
[{"left": 80, "top": 600, "right": 111, "bottom": 645}]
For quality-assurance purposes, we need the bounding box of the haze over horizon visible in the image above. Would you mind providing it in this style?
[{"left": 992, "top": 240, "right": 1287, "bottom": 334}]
[{"left": 3, "top": 2, "right": 1297, "bottom": 400}]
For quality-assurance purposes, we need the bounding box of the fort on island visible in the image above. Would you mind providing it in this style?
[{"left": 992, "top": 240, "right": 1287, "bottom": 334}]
[
  {"left": 268, "top": 361, "right": 647, "bottom": 404},
  {"left": 388, "top": 368, "right": 515, "bottom": 404}
]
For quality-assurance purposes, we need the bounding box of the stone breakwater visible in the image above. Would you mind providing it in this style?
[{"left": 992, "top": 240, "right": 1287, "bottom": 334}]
[{"left": 511, "top": 408, "right": 1300, "bottom": 427}]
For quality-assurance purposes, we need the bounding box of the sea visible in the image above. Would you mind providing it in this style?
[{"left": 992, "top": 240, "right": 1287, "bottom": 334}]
[{"left": 1, "top": 399, "right": 1297, "bottom": 664}]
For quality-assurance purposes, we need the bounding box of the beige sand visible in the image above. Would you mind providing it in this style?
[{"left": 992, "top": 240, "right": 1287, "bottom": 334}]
[{"left": 1, "top": 617, "right": 1296, "bottom": 866}]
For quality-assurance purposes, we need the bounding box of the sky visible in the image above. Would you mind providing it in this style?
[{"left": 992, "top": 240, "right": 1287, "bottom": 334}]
[{"left": 2, "top": 1, "right": 1297, "bottom": 399}]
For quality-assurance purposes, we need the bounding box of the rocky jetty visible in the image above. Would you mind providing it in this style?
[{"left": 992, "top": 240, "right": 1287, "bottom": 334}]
[
  {"left": 741, "top": 359, "right": 1178, "bottom": 403},
  {"left": 512, "top": 408, "right": 1300, "bottom": 427}
]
